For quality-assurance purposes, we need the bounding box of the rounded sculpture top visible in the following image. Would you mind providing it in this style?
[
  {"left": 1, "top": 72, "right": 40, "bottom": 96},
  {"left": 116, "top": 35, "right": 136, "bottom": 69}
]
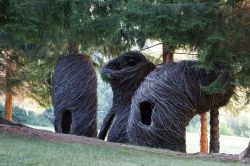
[
  {"left": 101, "top": 51, "right": 155, "bottom": 81},
  {"left": 52, "top": 53, "right": 96, "bottom": 107}
]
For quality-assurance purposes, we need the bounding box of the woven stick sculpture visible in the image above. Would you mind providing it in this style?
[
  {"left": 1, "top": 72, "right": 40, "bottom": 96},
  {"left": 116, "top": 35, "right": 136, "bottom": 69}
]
[
  {"left": 98, "top": 51, "right": 155, "bottom": 143},
  {"left": 127, "top": 61, "right": 234, "bottom": 152},
  {"left": 52, "top": 54, "right": 97, "bottom": 137},
  {"left": 240, "top": 142, "right": 250, "bottom": 162}
]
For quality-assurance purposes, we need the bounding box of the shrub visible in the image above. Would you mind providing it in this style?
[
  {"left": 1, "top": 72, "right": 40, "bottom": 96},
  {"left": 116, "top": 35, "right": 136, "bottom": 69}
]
[{"left": 0, "top": 105, "right": 54, "bottom": 127}]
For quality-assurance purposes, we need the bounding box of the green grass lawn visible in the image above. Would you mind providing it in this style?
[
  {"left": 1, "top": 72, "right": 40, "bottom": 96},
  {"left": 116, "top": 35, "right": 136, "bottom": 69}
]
[
  {"left": 0, "top": 134, "right": 245, "bottom": 166},
  {"left": 26, "top": 125, "right": 250, "bottom": 154},
  {"left": 186, "top": 133, "right": 249, "bottom": 154}
]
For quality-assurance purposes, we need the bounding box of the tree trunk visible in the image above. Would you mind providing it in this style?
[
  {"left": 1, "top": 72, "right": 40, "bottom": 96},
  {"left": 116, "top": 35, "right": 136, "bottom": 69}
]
[
  {"left": 4, "top": 93, "right": 12, "bottom": 121},
  {"left": 4, "top": 58, "right": 14, "bottom": 121},
  {"left": 67, "top": 41, "right": 79, "bottom": 54},
  {"left": 200, "top": 113, "right": 208, "bottom": 153},
  {"left": 209, "top": 109, "right": 220, "bottom": 153},
  {"left": 162, "top": 43, "right": 173, "bottom": 63}
]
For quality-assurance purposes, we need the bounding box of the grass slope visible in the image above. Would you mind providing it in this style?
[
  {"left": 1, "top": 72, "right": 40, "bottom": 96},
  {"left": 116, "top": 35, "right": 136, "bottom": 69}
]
[
  {"left": 27, "top": 125, "right": 249, "bottom": 154},
  {"left": 0, "top": 134, "right": 245, "bottom": 166}
]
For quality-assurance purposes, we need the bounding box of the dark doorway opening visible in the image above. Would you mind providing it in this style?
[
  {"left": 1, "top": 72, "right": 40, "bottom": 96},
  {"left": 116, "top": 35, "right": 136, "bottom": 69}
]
[
  {"left": 140, "top": 101, "right": 154, "bottom": 126},
  {"left": 61, "top": 110, "right": 72, "bottom": 134}
]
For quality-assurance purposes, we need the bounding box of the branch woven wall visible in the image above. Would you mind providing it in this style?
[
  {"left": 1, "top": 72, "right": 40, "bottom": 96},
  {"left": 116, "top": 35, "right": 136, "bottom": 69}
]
[
  {"left": 127, "top": 61, "right": 234, "bottom": 152},
  {"left": 52, "top": 54, "right": 97, "bottom": 137},
  {"left": 98, "top": 51, "right": 156, "bottom": 143}
]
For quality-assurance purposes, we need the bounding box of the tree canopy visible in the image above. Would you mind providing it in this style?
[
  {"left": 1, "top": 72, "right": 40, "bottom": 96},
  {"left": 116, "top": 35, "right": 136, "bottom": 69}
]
[
  {"left": 0, "top": 0, "right": 249, "bottom": 107},
  {"left": 124, "top": 0, "right": 250, "bottom": 94}
]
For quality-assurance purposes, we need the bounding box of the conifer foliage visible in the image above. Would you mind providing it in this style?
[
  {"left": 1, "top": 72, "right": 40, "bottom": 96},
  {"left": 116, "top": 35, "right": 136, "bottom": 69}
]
[{"left": 124, "top": 0, "right": 250, "bottom": 94}]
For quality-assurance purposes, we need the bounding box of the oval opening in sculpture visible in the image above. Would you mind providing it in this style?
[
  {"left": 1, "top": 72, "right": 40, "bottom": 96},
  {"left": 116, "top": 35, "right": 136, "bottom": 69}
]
[
  {"left": 61, "top": 110, "right": 72, "bottom": 134},
  {"left": 140, "top": 101, "right": 154, "bottom": 126}
]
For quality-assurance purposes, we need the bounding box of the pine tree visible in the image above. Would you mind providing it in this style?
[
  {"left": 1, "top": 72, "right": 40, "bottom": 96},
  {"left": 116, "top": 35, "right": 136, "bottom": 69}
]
[
  {"left": 0, "top": 0, "right": 131, "bottom": 109},
  {"left": 123, "top": 0, "right": 249, "bottom": 91}
]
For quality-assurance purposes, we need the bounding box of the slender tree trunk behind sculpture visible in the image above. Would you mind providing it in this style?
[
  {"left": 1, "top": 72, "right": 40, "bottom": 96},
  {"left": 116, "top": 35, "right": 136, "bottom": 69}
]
[
  {"left": 209, "top": 109, "right": 220, "bottom": 153},
  {"left": 67, "top": 41, "right": 79, "bottom": 54},
  {"left": 200, "top": 113, "right": 208, "bottom": 152},
  {"left": 5, "top": 93, "right": 12, "bottom": 121},
  {"left": 162, "top": 44, "right": 173, "bottom": 63},
  {"left": 4, "top": 58, "right": 13, "bottom": 121}
]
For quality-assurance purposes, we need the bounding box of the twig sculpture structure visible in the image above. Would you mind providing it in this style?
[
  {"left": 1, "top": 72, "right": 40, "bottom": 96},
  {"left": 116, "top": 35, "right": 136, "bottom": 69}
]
[{"left": 52, "top": 54, "right": 97, "bottom": 137}]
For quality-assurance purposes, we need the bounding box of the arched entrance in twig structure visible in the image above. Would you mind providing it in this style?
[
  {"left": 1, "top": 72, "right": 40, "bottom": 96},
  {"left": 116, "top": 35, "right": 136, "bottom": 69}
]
[
  {"left": 140, "top": 101, "right": 154, "bottom": 126},
  {"left": 61, "top": 110, "right": 72, "bottom": 134}
]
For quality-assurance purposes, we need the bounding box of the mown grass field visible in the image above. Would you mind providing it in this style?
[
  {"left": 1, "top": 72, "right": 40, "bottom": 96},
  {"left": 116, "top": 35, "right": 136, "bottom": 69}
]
[
  {"left": 27, "top": 125, "right": 250, "bottom": 154},
  {"left": 186, "top": 133, "right": 249, "bottom": 154},
  {"left": 0, "top": 134, "right": 246, "bottom": 166}
]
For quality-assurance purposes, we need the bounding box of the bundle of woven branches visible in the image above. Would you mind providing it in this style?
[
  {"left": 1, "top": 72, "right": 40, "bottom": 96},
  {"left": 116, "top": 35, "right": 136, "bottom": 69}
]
[
  {"left": 240, "top": 142, "right": 250, "bottom": 162},
  {"left": 127, "top": 61, "right": 234, "bottom": 152},
  {"left": 52, "top": 54, "right": 97, "bottom": 137},
  {"left": 98, "top": 51, "right": 155, "bottom": 143}
]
